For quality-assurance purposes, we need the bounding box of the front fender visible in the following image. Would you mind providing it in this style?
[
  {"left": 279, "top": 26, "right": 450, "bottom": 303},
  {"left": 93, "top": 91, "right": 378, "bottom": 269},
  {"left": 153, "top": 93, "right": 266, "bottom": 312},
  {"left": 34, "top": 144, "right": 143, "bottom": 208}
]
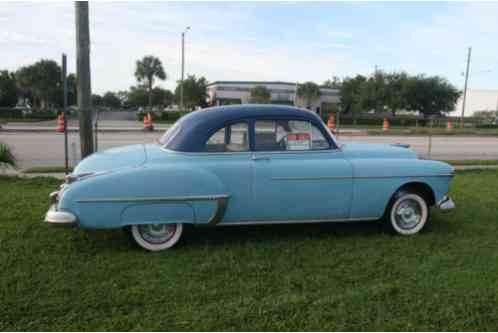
[{"left": 59, "top": 164, "right": 227, "bottom": 229}]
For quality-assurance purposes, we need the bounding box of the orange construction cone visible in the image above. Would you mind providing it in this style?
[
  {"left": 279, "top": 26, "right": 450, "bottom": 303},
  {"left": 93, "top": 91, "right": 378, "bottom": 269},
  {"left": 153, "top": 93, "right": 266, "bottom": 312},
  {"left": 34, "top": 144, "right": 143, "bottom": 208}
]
[
  {"left": 382, "top": 118, "right": 390, "bottom": 131},
  {"left": 148, "top": 113, "right": 154, "bottom": 131},
  {"left": 447, "top": 120, "right": 453, "bottom": 130},
  {"left": 327, "top": 114, "right": 335, "bottom": 130},
  {"left": 143, "top": 113, "right": 154, "bottom": 131},
  {"left": 56, "top": 113, "right": 65, "bottom": 133}
]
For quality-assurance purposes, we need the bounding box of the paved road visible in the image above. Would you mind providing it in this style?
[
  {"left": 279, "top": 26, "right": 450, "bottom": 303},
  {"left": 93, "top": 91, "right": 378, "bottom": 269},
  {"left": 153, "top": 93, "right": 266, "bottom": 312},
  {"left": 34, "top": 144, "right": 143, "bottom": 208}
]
[{"left": 1, "top": 131, "right": 497, "bottom": 168}]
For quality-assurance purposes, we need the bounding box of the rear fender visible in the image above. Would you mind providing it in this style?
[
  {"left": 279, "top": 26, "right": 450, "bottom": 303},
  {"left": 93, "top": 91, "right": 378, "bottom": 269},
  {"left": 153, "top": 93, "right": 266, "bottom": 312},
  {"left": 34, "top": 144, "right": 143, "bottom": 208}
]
[{"left": 59, "top": 164, "right": 227, "bottom": 229}]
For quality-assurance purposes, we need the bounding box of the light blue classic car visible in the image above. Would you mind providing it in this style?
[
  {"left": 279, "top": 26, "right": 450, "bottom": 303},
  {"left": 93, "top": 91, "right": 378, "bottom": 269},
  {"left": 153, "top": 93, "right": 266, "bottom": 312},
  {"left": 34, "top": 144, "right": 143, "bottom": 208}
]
[{"left": 45, "top": 105, "right": 455, "bottom": 251}]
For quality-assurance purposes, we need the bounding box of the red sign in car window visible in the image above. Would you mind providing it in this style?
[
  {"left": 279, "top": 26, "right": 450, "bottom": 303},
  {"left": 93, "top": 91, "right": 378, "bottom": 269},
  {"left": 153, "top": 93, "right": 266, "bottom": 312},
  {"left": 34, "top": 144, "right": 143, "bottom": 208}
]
[{"left": 286, "top": 133, "right": 311, "bottom": 150}]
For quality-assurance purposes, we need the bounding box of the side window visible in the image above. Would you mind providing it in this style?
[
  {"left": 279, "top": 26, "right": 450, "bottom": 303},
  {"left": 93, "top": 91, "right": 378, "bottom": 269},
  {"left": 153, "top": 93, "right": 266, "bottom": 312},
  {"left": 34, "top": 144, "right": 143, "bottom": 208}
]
[
  {"left": 205, "top": 122, "right": 249, "bottom": 152},
  {"left": 254, "top": 120, "right": 330, "bottom": 151}
]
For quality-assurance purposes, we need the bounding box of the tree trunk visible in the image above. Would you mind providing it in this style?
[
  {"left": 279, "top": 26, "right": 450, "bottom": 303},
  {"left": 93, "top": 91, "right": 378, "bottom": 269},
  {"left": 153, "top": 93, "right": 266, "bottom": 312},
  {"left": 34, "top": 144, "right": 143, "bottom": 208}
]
[
  {"left": 148, "top": 78, "right": 152, "bottom": 111},
  {"left": 75, "top": 1, "right": 94, "bottom": 158}
]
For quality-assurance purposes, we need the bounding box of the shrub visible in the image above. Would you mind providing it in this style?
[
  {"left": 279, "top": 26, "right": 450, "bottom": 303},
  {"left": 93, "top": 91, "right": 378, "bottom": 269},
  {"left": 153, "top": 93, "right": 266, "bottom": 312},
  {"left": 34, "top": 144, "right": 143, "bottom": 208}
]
[{"left": 0, "top": 142, "right": 16, "bottom": 169}]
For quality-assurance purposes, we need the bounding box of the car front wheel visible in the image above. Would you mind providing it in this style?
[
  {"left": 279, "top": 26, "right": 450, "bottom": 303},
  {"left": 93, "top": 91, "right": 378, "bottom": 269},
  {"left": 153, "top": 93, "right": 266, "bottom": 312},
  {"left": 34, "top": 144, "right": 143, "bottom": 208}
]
[
  {"left": 130, "top": 223, "right": 183, "bottom": 251},
  {"left": 386, "top": 192, "right": 429, "bottom": 235}
]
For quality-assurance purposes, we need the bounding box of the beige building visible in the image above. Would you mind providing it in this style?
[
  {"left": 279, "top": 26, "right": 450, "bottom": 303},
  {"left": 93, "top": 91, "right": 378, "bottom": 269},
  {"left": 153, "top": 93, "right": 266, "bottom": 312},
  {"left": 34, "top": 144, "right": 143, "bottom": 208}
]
[
  {"left": 206, "top": 81, "right": 340, "bottom": 115},
  {"left": 449, "top": 89, "right": 498, "bottom": 117}
]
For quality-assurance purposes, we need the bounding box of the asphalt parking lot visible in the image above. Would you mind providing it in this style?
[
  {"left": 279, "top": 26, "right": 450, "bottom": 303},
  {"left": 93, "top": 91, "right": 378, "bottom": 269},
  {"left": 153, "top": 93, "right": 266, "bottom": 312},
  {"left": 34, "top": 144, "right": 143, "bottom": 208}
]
[{"left": 1, "top": 130, "right": 497, "bottom": 168}]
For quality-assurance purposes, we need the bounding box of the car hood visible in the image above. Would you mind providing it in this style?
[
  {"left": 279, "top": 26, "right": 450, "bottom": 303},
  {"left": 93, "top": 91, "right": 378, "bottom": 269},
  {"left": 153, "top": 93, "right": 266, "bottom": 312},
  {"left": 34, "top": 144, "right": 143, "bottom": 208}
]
[
  {"left": 339, "top": 142, "right": 417, "bottom": 159},
  {"left": 73, "top": 144, "right": 147, "bottom": 174}
]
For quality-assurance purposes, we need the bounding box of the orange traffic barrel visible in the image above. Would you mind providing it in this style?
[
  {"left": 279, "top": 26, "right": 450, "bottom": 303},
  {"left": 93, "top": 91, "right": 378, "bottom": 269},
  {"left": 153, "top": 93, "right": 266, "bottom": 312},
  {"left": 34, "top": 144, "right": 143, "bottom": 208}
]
[
  {"left": 56, "top": 113, "right": 65, "bottom": 133},
  {"left": 447, "top": 120, "right": 453, "bottom": 130},
  {"left": 327, "top": 114, "right": 335, "bottom": 130},
  {"left": 382, "top": 118, "right": 390, "bottom": 131}
]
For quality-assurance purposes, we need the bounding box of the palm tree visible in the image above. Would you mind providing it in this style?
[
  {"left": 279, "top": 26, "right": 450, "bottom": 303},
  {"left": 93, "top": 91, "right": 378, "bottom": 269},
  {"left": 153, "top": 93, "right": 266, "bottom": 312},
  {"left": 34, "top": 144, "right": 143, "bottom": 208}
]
[
  {"left": 297, "top": 81, "right": 321, "bottom": 109},
  {"left": 134, "top": 56, "right": 167, "bottom": 110},
  {"left": 0, "top": 142, "right": 16, "bottom": 170}
]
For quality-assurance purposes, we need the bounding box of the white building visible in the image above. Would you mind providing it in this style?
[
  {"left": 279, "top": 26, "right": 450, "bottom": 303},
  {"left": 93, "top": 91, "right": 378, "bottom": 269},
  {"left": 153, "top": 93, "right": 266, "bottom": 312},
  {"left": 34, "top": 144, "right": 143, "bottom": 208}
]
[
  {"left": 206, "top": 81, "right": 340, "bottom": 116},
  {"left": 450, "top": 89, "right": 498, "bottom": 117}
]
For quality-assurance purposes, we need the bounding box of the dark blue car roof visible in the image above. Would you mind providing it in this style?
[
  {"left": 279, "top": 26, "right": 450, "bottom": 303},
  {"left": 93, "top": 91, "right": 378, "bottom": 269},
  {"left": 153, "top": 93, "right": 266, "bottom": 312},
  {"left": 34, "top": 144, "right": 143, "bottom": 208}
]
[{"left": 164, "top": 104, "right": 334, "bottom": 152}]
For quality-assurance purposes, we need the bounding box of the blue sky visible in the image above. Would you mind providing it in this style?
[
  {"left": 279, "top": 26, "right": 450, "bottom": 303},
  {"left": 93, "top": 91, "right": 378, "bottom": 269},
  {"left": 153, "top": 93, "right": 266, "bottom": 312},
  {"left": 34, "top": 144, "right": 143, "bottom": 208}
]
[{"left": 1, "top": 1, "right": 497, "bottom": 94}]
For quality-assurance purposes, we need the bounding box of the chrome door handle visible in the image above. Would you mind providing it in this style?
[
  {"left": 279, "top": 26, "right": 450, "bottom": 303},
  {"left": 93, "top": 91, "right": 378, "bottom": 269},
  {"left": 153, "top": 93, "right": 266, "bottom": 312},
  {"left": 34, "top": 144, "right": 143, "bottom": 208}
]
[{"left": 251, "top": 155, "right": 271, "bottom": 161}]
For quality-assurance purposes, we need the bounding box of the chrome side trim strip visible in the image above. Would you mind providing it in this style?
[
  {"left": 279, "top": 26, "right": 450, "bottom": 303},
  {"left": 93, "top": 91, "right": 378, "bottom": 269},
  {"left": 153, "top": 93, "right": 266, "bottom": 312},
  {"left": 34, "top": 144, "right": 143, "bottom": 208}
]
[
  {"left": 219, "top": 217, "right": 379, "bottom": 226},
  {"left": 273, "top": 176, "right": 351, "bottom": 181},
  {"left": 76, "top": 194, "right": 230, "bottom": 226},
  {"left": 353, "top": 174, "right": 454, "bottom": 179},
  {"left": 272, "top": 174, "right": 454, "bottom": 181},
  {"left": 76, "top": 194, "right": 230, "bottom": 203}
]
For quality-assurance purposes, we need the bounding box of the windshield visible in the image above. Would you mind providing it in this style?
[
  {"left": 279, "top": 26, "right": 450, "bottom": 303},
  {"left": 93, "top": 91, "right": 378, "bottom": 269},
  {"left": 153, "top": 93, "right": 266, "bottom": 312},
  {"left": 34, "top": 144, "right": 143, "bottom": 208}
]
[{"left": 158, "top": 121, "right": 181, "bottom": 147}]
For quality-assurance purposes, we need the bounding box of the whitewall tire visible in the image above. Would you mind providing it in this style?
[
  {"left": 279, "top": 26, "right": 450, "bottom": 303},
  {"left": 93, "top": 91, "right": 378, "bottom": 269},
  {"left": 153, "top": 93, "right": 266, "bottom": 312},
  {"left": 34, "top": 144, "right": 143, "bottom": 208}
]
[
  {"left": 130, "top": 223, "right": 183, "bottom": 251},
  {"left": 388, "top": 193, "right": 429, "bottom": 235}
]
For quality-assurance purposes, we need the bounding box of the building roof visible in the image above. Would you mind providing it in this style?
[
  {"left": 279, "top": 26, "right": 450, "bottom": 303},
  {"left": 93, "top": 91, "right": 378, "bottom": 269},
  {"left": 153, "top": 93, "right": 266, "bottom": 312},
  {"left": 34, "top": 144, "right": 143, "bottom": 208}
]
[
  {"left": 207, "top": 80, "right": 297, "bottom": 87},
  {"left": 207, "top": 80, "right": 338, "bottom": 90},
  {"left": 164, "top": 104, "right": 334, "bottom": 152}
]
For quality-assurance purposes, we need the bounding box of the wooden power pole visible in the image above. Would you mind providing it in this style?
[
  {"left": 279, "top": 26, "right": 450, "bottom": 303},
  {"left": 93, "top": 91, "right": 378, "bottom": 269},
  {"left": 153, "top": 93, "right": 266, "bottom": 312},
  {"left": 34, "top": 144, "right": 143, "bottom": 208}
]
[
  {"left": 460, "top": 47, "right": 472, "bottom": 128},
  {"left": 75, "top": 1, "right": 94, "bottom": 157}
]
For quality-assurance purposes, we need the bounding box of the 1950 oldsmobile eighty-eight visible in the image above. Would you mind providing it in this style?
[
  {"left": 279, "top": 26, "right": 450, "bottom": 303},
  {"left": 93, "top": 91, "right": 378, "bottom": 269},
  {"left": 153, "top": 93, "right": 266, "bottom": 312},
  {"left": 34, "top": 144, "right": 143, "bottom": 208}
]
[{"left": 45, "top": 105, "right": 455, "bottom": 251}]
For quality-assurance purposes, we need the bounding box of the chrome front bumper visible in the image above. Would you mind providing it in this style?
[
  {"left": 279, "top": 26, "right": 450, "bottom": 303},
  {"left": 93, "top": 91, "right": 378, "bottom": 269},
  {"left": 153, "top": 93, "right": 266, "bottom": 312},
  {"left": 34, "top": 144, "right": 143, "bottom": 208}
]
[
  {"left": 438, "top": 195, "right": 455, "bottom": 210},
  {"left": 44, "top": 190, "right": 78, "bottom": 227}
]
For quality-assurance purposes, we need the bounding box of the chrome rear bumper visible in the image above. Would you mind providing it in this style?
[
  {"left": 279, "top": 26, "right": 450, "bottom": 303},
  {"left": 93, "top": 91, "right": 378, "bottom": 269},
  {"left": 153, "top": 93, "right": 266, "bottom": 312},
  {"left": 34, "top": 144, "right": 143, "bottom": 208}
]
[{"left": 438, "top": 195, "right": 455, "bottom": 210}]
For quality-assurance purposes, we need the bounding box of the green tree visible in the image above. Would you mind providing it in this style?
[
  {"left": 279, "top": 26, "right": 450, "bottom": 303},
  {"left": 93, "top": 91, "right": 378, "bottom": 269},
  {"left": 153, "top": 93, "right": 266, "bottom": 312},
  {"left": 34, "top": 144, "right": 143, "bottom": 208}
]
[
  {"left": 384, "top": 72, "right": 409, "bottom": 117},
  {"left": 297, "top": 81, "right": 321, "bottom": 109},
  {"left": 249, "top": 86, "right": 271, "bottom": 103},
  {"left": 404, "top": 75, "right": 461, "bottom": 118},
  {"left": 127, "top": 86, "right": 149, "bottom": 108},
  {"left": 363, "top": 70, "right": 388, "bottom": 114},
  {"left": 92, "top": 94, "right": 103, "bottom": 106},
  {"left": 0, "top": 70, "right": 18, "bottom": 107},
  {"left": 15, "top": 59, "right": 61, "bottom": 109},
  {"left": 134, "top": 56, "right": 167, "bottom": 110},
  {"left": 174, "top": 75, "right": 208, "bottom": 110},
  {"left": 151, "top": 87, "right": 174, "bottom": 107},
  {"left": 340, "top": 75, "right": 368, "bottom": 116},
  {"left": 116, "top": 91, "right": 129, "bottom": 108},
  {"left": 323, "top": 76, "right": 342, "bottom": 89},
  {"left": 102, "top": 91, "right": 121, "bottom": 108}
]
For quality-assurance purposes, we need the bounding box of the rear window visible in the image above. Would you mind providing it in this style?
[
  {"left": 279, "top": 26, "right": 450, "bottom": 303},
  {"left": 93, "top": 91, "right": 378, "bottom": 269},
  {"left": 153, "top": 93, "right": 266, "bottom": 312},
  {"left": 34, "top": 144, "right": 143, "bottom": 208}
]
[{"left": 159, "top": 122, "right": 181, "bottom": 147}]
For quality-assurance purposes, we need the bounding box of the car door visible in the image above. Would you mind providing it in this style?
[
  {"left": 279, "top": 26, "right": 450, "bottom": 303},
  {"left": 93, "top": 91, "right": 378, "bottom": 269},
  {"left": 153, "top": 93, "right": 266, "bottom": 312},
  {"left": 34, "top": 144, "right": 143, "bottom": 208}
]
[
  {"left": 250, "top": 119, "right": 353, "bottom": 222},
  {"left": 199, "top": 121, "right": 253, "bottom": 223}
]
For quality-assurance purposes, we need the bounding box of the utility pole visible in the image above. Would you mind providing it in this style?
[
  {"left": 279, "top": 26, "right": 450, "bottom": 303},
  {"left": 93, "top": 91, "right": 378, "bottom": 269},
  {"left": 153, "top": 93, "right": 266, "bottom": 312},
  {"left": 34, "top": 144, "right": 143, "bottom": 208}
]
[
  {"left": 61, "top": 54, "right": 69, "bottom": 174},
  {"left": 180, "top": 26, "right": 190, "bottom": 111},
  {"left": 460, "top": 47, "right": 472, "bottom": 128},
  {"left": 75, "top": 1, "right": 94, "bottom": 157}
]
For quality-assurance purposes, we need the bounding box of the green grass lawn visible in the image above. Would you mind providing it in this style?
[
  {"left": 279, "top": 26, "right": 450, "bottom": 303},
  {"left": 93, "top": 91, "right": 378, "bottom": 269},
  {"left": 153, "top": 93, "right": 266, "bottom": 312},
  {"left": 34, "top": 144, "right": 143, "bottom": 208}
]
[{"left": 1, "top": 171, "right": 498, "bottom": 330}]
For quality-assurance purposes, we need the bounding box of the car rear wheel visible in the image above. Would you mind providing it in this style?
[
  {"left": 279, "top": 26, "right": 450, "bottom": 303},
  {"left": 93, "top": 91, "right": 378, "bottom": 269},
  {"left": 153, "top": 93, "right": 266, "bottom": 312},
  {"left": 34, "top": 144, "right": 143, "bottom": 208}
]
[
  {"left": 385, "top": 192, "right": 429, "bottom": 235},
  {"left": 130, "top": 223, "right": 183, "bottom": 251}
]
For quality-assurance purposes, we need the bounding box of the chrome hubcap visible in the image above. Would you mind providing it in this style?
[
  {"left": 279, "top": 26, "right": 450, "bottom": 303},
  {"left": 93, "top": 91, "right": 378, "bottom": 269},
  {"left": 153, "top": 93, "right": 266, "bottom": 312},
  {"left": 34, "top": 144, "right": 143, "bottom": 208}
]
[
  {"left": 395, "top": 199, "right": 422, "bottom": 230},
  {"left": 138, "top": 224, "right": 176, "bottom": 244}
]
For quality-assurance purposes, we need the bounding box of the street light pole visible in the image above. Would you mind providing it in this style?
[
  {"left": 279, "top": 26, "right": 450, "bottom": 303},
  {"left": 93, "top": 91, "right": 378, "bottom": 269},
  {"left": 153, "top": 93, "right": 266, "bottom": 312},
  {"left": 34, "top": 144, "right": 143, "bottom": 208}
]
[
  {"left": 180, "top": 26, "right": 190, "bottom": 112},
  {"left": 460, "top": 47, "right": 472, "bottom": 128}
]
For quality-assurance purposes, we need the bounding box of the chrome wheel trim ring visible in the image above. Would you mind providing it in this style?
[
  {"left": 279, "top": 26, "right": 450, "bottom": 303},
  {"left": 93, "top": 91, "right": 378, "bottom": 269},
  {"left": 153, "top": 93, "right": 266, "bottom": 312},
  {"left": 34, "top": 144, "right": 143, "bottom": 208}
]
[
  {"left": 131, "top": 223, "right": 184, "bottom": 251},
  {"left": 138, "top": 223, "right": 177, "bottom": 244},
  {"left": 390, "top": 194, "right": 428, "bottom": 235}
]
